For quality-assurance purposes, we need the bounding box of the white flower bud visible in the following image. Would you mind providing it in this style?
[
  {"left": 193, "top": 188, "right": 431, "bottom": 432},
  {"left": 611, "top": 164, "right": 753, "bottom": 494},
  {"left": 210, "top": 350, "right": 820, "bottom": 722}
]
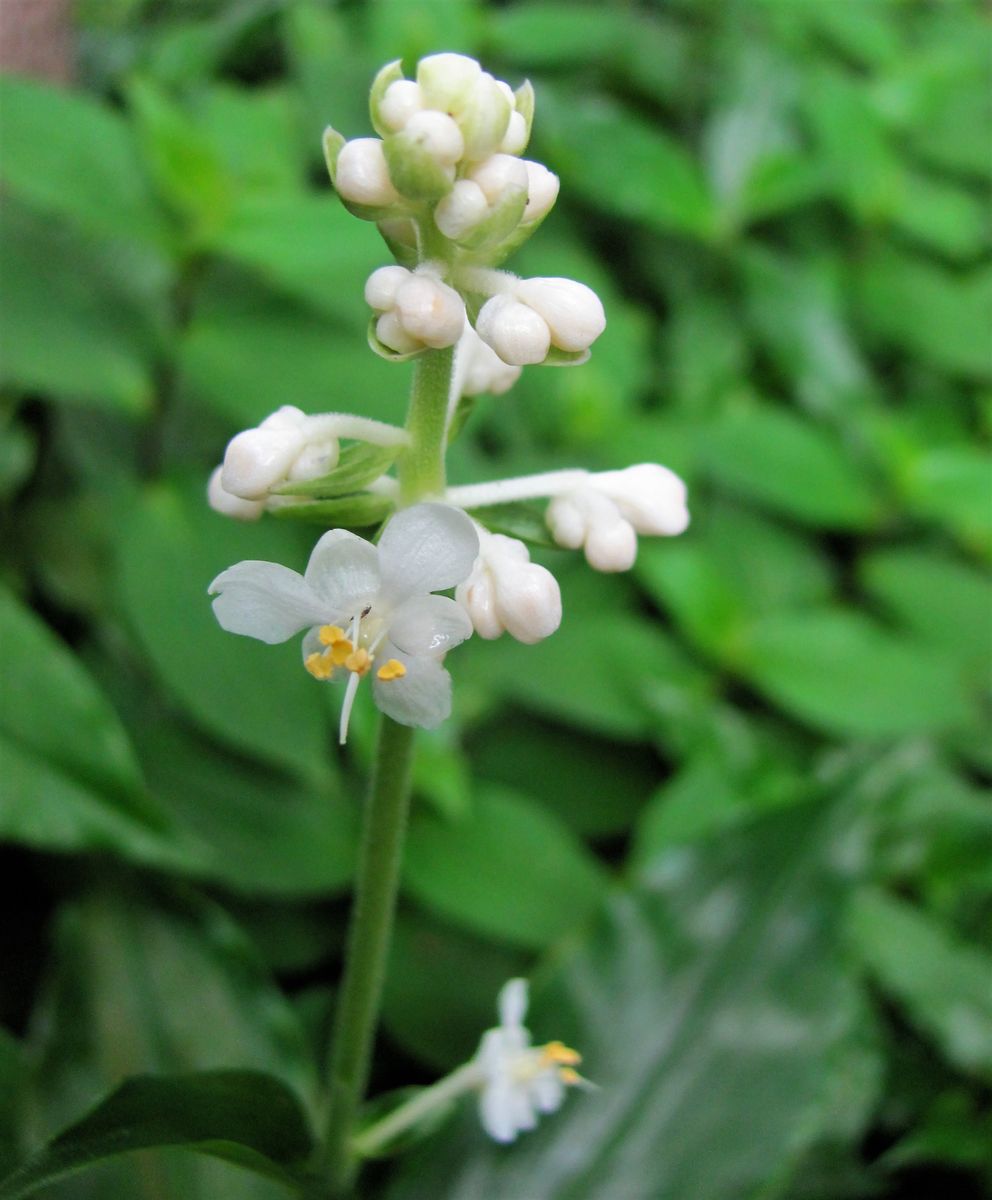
[
  {"left": 259, "top": 404, "right": 308, "bottom": 432},
  {"left": 286, "top": 439, "right": 339, "bottom": 482},
  {"left": 208, "top": 467, "right": 264, "bottom": 520},
  {"left": 521, "top": 160, "right": 559, "bottom": 222},
  {"left": 545, "top": 493, "right": 587, "bottom": 550},
  {"left": 476, "top": 294, "right": 551, "bottom": 366},
  {"left": 500, "top": 110, "right": 529, "bottom": 155},
  {"left": 334, "top": 138, "right": 400, "bottom": 207},
  {"left": 547, "top": 488, "right": 637, "bottom": 572},
  {"left": 496, "top": 80, "right": 516, "bottom": 108},
  {"left": 365, "top": 264, "right": 412, "bottom": 311},
  {"left": 585, "top": 516, "right": 638, "bottom": 572},
  {"left": 593, "top": 464, "right": 690, "bottom": 536},
  {"left": 417, "top": 53, "right": 482, "bottom": 114},
  {"left": 402, "top": 109, "right": 465, "bottom": 166},
  {"left": 458, "top": 324, "right": 522, "bottom": 396},
  {"left": 469, "top": 153, "right": 529, "bottom": 205},
  {"left": 375, "top": 310, "right": 421, "bottom": 355},
  {"left": 460, "top": 72, "right": 512, "bottom": 160},
  {"left": 379, "top": 79, "right": 423, "bottom": 132},
  {"left": 514, "top": 277, "right": 606, "bottom": 353},
  {"left": 221, "top": 424, "right": 307, "bottom": 500},
  {"left": 395, "top": 275, "right": 465, "bottom": 348},
  {"left": 434, "top": 179, "right": 490, "bottom": 240},
  {"left": 456, "top": 533, "right": 562, "bottom": 643}
]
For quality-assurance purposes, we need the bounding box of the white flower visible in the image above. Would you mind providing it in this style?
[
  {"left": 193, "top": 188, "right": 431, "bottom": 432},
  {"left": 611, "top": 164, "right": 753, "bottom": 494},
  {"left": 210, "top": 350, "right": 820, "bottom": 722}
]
[
  {"left": 208, "top": 503, "right": 478, "bottom": 743},
  {"left": 335, "top": 137, "right": 401, "bottom": 207},
  {"left": 473, "top": 979, "right": 586, "bottom": 1144},
  {"left": 547, "top": 464, "right": 689, "bottom": 572},
  {"left": 457, "top": 323, "right": 522, "bottom": 397},
  {"left": 456, "top": 530, "right": 561, "bottom": 643},
  {"left": 366, "top": 265, "right": 465, "bottom": 353}
]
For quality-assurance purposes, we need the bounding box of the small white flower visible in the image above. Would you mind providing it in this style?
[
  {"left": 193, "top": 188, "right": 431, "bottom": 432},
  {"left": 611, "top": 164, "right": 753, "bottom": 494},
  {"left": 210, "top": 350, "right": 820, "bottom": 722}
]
[
  {"left": 335, "top": 137, "right": 401, "bottom": 207},
  {"left": 208, "top": 504, "right": 478, "bottom": 743},
  {"left": 547, "top": 464, "right": 689, "bottom": 571},
  {"left": 456, "top": 530, "right": 561, "bottom": 643},
  {"left": 473, "top": 979, "right": 586, "bottom": 1144},
  {"left": 457, "top": 323, "right": 522, "bottom": 396},
  {"left": 366, "top": 265, "right": 465, "bottom": 352}
]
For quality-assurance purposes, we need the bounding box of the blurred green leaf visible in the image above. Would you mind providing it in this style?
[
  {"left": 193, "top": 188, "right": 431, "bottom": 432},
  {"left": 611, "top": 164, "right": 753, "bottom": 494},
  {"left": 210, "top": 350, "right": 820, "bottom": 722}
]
[
  {"left": 367, "top": 0, "right": 482, "bottom": 66},
  {"left": 0, "top": 204, "right": 161, "bottom": 413},
  {"left": 0, "top": 1072, "right": 314, "bottom": 1200},
  {"left": 903, "top": 447, "right": 992, "bottom": 558},
  {"left": 0, "top": 76, "right": 168, "bottom": 248},
  {"left": 403, "top": 786, "right": 609, "bottom": 949},
  {"left": 699, "top": 402, "right": 879, "bottom": 528},
  {"left": 739, "top": 608, "right": 972, "bottom": 738},
  {"left": 0, "top": 1031, "right": 26, "bottom": 1178},
  {"left": 486, "top": 4, "right": 624, "bottom": 68},
  {"left": 391, "top": 800, "right": 878, "bottom": 1200},
  {"left": 892, "top": 173, "right": 990, "bottom": 262},
  {"left": 116, "top": 481, "right": 330, "bottom": 781},
  {"left": 382, "top": 909, "right": 528, "bottom": 1072},
  {"left": 849, "top": 887, "right": 992, "bottom": 1080}
]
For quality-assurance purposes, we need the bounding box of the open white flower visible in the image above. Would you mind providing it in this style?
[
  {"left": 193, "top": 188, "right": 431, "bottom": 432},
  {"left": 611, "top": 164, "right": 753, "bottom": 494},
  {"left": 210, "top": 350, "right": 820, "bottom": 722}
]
[
  {"left": 208, "top": 503, "right": 478, "bottom": 743},
  {"left": 473, "top": 979, "right": 586, "bottom": 1144}
]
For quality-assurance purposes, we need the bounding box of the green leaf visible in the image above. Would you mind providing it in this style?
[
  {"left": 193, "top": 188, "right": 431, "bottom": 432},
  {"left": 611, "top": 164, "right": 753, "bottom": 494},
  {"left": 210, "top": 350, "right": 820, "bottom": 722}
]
[
  {"left": 467, "top": 502, "right": 557, "bottom": 549},
  {"left": 390, "top": 800, "right": 879, "bottom": 1200},
  {"left": 699, "top": 402, "right": 880, "bottom": 528},
  {"left": 272, "top": 492, "right": 394, "bottom": 528},
  {"left": 903, "top": 447, "right": 992, "bottom": 558},
  {"left": 487, "top": 4, "right": 625, "bottom": 68},
  {"left": 0, "top": 203, "right": 160, "bottom": 413},
  {"left": 116, "top": 480, "right": 330, "bottom": 781},
  {"left": 275, "top": 442, "right": 400, "bottom": 499},
  {"left": 382, "top": 910, "right": 528, "bottom": 1072},
  {"left": 537, "top": 89, "right": 715, "bottom": 239},
  {"left": 0, "top": 1072, "right": 314, "bottom": 1200},
  {"left": 0, "top": 76, "right": 168, "bottom": 247},
  {"left": 739, "top": 608, "right": 972, "bottom": 738},
  {"left": 403, "top": 786, "right": 609, "bottom": 949},
  {"left": 892, "top": 172, "right": 990, "bottom": 261},
  {"left": 849, "top": 887, "right": 992, "bottom": 1079}
]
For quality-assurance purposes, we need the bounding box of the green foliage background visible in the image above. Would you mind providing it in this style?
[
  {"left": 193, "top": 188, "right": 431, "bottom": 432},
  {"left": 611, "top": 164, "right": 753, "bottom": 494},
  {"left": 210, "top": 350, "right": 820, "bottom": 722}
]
[{"left": 1, "top": 0, "right": 990, "bottom": 1196}]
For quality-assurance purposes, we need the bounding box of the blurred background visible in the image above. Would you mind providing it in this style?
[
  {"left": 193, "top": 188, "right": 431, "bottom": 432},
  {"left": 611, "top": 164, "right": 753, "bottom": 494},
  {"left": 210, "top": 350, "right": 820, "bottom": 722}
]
[{"left": 1, "top": 1, "right": 990, "bottom": 1197}]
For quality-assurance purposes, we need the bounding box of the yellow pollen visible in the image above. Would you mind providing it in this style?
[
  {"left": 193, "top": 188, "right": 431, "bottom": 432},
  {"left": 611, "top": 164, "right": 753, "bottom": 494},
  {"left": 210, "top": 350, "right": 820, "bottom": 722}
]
[
  {"left": 558, "top": 1067, "right": 582, "bottom": 1086},
  {"left": 376, "top": 659, "right": 407, "bottom": 682},
  {"left": 329, "top": 638, "right": 354, "bottom": 666},
  {"left": 541, "top": 1041, "right": 581, "bottom": 1067},
  {"left": 318, "top": 624, "right": 346, "bottom": 646},
  {"left": 345, "top": 648, "right": 372, "bottom": 676},
  {"left": 304, "top": 650, "right": 335, "bottom": 681}
]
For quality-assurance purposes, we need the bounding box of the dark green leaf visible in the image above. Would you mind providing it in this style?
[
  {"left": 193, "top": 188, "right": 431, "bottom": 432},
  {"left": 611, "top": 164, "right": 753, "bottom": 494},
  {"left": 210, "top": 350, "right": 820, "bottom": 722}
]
[{"left": 0, "top": 1072, "right": 314, "bottom": 1200}]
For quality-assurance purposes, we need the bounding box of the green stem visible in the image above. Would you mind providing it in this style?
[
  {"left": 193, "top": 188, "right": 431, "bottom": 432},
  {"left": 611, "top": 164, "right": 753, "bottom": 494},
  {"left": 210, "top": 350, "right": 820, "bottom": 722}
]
[
  {"left": 399, "top": 345, "right": 455, "bottom": 504},
  {"left": 321, "top": 716, "right": 416, "bottom": 1194},
  {"left": 351, "top": 1062, "right": 482, "bottom": 1160}
]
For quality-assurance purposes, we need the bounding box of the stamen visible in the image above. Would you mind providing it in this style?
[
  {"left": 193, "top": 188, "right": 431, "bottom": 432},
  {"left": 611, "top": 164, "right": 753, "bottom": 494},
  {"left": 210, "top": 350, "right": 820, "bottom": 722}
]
[
  {"left": 339, "top": 668, "right": 362, "bottom": 745},
  {"left": 318, "top": 624, "right": 346, "bottom": 646},
  {"left": 329, "top": 638, "right": 354, "bottom": 666},
  {"left": 541, "top": 1041, "right": 581, "bottom": 1066},
  {"left": 345, "top": 648, "right": 372, "bottom": 675},
  {"left": 376, "top": 658, "right": 407, "bottom": 681},
  {"left": 558, "top": 1067, "right": 582, "bottom": 1086},
  {"left": 304, "top": 650, "right": 335, "bottom": 680}
]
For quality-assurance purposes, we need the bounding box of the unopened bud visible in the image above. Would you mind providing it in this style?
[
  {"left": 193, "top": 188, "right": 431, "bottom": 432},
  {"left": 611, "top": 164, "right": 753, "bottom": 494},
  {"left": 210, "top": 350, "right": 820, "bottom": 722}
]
[
  {"left": 335, "top": 138, "right": 400, "bottom": 207},
  {"left": 222, "top": 422, "right": 308, "bottom": 500},
  {"left": 521, "top": 160, "right": 559, "bottom": 222},
  {"left": 287, "top": 439, "right": 339, "bottom": 482},
  {"left": 469, "top": 154, "right": 529, "bottom": 205},
  {"left": 376, "top": 310, "right": 421, "bottom": 355},
  {"left": 547, "top": 488, "right": 637, "bottom": 572},
  {"left": 500, "top": 110, "right": 529, "bottom": 155},
  {"left": 459, "top": 325, "right": 522, "bottom": 396},
  {"left": 514, "top": 277, "right": 606, "bottom": 353},
  {"left": 395, "top": 275, "right": 465, "bottom": 348},
  {"left": 434, "top": 179, "right": 490, "bottom": 240},
  {"left": 379, "top": 79, "right": 423, "bottom": 131},
  {"left": 459, "top": 72, "right": 512, "bottom": 160},
  {"left": 208, "top": 467, "right": 264, "bottom": 520},
  {"left": 476, "top": 294, "right": 551, "bottom": 366},
  {"left": 456, "top": 533, "right": 562, "bottom": 643},
  {"left": 417, "top": 53, "right": 482, "bottom": 115},
  {"left": 593, "top": 464, "right": 690, "bottom": 536},
  {"left": 364, "top": 264, "right": 411, "bottom": 311},
  {"left": 402, "top": 110, "right": 465, "bottom": 167}
]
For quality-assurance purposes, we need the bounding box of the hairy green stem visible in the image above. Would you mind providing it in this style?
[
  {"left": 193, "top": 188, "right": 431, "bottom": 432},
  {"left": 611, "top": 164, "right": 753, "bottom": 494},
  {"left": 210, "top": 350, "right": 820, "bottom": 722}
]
[
  {"left": 321, "top": 717, "right": 416, "bottom": 1194},
  {"left": 351, "top": 1062, "right": 482, "bottom": 1159},
  {"left": 321, "top": 343, "right": 455, "bottom": 1195},
  {"left": 400, "top": 345, "right": 456, "bottom": 504}
]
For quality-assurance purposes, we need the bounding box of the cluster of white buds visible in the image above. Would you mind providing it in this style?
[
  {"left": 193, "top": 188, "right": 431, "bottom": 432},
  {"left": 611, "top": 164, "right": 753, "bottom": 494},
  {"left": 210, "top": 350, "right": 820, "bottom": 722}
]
[
  {"left": 207, "top": 406, "right": 408, "bottom": 521},
  {"left": 475, "top": 275, "right": 606, "bottom": 367},
  {"left": 456, "top": 527, "right": 561, "bottom": 643},
  {"left": 547, "top": 464, "right": 690, "bottom": 571},
  {"left": 457, "top": 324, "right": 522, "bottom": 397},
  {"left": 366, "top": 263, "right": 465, "bottom": 354}
]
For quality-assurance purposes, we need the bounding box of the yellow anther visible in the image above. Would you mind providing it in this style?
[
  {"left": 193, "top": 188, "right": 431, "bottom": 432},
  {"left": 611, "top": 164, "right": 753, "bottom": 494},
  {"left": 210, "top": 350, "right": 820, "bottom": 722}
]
[
  {"left": 318, "top": 625, "right": 346, "bottom": 646},
  {"left": 558, "top": 1067, "right": 582, "bottom": 1086},
  {"left": 376, "top": 658, "right": 407, "bottom": 682},
  {"left": 304, "top": 650, "right": 335, "bottom": 681},
  {"left": 329, "top": 638, "right": 354, "bottom": 666},
  {"left": 345, "top": 648, "right": 372, "bottom": 676},
  {"left": 541, "top": 1041, "right": 581, "bottom": 1066}
]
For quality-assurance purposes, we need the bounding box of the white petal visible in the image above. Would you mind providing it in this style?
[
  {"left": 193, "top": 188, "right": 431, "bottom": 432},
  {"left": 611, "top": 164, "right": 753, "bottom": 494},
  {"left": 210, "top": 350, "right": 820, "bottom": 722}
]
[
  {"left": 388, "top": 594, "right": 473, "bottom": 656},
  {"left": 208, "top": 562, "right": 328, "bottom": 644},
  {"left": 498, "top": 978, "right": 529, "bottom": 1029},
  {"left": 531, "top": 1069, "right": 565, "bottom": 1114},
  {"left": 479, "top": 1082, "right": 518, "bottom": 1143},
  {"left": 371, "top": 649, "right": 452, "bottom": 729},
  {"left": 377, "top": 503, "right": 479, "bottom": 602},
  {"left": 304, "top": 529, "right": 380, "bottom": 615}
]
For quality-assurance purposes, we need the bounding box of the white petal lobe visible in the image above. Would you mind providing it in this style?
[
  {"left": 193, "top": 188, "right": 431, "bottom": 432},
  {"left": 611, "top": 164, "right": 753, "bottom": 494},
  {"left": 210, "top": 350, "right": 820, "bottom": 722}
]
[{"left": 208, "top": 562, "right": 328, "bottom": 643}]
